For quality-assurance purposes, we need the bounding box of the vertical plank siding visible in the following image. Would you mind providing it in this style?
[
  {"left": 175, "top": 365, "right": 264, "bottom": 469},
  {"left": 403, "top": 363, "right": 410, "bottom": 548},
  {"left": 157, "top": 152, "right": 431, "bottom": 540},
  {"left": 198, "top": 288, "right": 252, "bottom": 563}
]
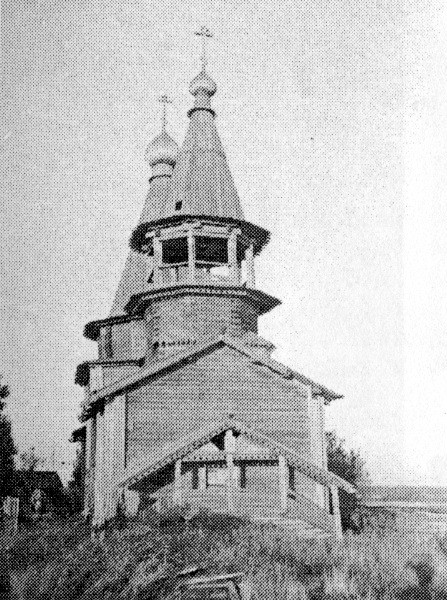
[
  {"left": 92, "top": 395, "right": 127, "bottom": 526},
  {"left": 126, "top": 346, "right": 311, "bottom": 472}
]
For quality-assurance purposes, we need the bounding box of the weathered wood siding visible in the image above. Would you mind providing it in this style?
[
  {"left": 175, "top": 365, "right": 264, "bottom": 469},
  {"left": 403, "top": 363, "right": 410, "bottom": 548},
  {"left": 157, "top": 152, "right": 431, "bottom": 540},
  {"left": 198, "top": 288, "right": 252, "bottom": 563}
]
[
  {"left": 92, "top": 395, "right": 126, "bottom": 526},
  {"left": 126, "top": 345, "right": 311, "bottom": 472},
  {"left": 102, "top": 364, "right": 141, "bottom": 388},
  {"left": 83, "top": 415, "right": 96, "bottom": 516},
  {"left": 98, "top": 320, "right": 146, "bottom": 361},
  {"left": 308, "top": 391, "right": 326, "bottom": 508}
]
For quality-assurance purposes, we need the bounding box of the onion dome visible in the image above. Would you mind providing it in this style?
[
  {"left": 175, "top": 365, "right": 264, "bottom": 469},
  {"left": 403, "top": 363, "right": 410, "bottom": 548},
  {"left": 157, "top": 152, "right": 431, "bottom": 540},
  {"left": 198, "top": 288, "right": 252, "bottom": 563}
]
[
  {"left": 189, "top": 69, "right": 217, "bottom": 97},
  {"left": 145, "top": 131, "right": 178, "bottom": 167}
]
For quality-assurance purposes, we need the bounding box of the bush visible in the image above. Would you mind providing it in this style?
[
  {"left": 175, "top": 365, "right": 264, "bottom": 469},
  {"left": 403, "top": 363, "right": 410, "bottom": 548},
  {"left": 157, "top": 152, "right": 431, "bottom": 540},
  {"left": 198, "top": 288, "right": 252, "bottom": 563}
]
[
  {"left": 326, "top": 431, "right": 369, "bottom": 531},
  {"left": 7, "top": 516, "right": 447, "bottom": 599}
]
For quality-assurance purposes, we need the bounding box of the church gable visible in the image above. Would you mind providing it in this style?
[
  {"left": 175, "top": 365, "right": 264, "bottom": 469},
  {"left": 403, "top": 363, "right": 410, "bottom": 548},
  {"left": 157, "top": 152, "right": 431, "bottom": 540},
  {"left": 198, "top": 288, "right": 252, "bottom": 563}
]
[{"left": 125, "top": 343, "right": 311, "bottom": 471}]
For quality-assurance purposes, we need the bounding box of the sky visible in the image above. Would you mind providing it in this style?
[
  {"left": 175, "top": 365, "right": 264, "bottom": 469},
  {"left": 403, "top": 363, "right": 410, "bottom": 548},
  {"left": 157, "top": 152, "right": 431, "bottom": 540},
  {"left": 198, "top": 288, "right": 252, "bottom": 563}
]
[{"left": 1, "top": 0, "right": 447, "bottom": 485}]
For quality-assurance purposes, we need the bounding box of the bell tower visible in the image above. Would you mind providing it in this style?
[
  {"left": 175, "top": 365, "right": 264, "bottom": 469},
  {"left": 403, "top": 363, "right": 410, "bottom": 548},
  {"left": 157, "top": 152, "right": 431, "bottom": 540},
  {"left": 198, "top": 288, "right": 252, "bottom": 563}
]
[
  {"left": 127, "top": 47, "right": 279, "bottom": 360},
  {"left": 83, "top": 32, "right": 280, "bottom": 363}
]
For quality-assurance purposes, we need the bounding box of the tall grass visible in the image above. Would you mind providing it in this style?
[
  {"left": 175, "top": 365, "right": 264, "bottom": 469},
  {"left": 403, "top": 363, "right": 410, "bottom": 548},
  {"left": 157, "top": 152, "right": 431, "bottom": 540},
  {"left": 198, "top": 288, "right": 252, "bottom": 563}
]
[{"left": 4, "top": 511, "right": 447, "bottom": 599}]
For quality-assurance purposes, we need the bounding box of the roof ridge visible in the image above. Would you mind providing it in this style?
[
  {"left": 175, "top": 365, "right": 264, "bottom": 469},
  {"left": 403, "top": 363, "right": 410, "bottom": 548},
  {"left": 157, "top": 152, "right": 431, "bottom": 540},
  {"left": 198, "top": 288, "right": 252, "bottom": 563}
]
[{"left": 80, "top": 333, "right": 341, "bottom": 419}]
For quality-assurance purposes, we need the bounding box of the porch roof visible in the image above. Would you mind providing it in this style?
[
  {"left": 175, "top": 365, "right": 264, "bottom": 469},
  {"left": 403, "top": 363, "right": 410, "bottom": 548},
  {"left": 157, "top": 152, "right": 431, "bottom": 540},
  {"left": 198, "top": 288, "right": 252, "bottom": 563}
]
[{"left": 119, "top": 417, "right": 355, "bottom": 494}]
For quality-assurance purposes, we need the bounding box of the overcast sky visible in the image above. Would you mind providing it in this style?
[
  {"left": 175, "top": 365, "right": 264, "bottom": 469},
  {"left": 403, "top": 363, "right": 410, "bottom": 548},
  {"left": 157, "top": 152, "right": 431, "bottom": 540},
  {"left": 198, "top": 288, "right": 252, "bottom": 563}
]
[{"left": 2, "top": 0, "right": 447, "bottom": 484}]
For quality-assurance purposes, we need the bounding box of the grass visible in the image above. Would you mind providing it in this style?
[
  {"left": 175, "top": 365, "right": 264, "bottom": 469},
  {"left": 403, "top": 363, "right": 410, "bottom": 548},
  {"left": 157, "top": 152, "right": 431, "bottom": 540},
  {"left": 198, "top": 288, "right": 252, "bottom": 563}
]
[{"left": 3, "top": 510, "right": 447, "bottom": 599}]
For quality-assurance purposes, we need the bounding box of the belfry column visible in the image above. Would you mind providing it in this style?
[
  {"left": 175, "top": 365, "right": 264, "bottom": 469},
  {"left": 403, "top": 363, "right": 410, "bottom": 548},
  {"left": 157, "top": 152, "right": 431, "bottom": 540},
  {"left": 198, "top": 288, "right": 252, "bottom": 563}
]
[
  {"left": 246, "top": 242, "right": 255, "bottom": 288},
  {"left": 153, "top": 234, "right": 162, "bottom": 287},
  {"left": 188, "top": 226, "right": 195, "bottom": 282},
  {"left": 228, "top": 229, "right": 239, "bottom": 284}
]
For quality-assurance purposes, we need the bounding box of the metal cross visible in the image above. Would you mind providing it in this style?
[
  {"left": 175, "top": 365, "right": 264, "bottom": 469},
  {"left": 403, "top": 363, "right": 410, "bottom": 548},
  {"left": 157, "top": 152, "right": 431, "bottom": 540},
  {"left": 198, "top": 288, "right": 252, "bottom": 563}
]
[
  {"left": 194, "top": 26, "right": 213, "bottom": 70},
  {"left": 158, "top": 94, "right": 172, "bottom": 131}
]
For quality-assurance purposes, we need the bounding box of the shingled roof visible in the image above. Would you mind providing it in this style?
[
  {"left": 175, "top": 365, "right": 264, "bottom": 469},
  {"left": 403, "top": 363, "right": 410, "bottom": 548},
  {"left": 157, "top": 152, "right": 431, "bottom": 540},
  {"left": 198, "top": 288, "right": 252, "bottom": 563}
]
[{"left": 164, "top": 105, "right": 244, "bottom": 221}]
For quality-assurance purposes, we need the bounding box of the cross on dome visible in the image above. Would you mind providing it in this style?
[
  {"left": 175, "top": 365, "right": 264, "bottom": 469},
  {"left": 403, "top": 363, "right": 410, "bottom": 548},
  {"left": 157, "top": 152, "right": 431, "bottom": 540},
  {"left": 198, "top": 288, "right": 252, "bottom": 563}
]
[
  {"left": 158, "top": 94, "right": 172, "bottom": 132},
  {"left": 190, "top": 27, "right": 217, "bottom": 99},
  {"left": 194, "top": 26, "right": 213, "bottom": 71}
]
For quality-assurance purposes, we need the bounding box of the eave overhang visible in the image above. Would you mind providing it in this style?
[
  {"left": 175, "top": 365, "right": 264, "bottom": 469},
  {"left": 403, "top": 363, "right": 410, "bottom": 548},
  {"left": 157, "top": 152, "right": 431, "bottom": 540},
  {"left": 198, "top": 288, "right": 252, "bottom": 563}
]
[
  {"left": 129, "top": 216, "right": 270, "bottom": 255},
  {"left": 75, "top": 358, "right": 144, "bottom": 386},
  {"left": 83, "top": 314, "right": 143, "bottom": 341},
  {"left": 124, "top": 284, "right": 281, "bottom": 317}
]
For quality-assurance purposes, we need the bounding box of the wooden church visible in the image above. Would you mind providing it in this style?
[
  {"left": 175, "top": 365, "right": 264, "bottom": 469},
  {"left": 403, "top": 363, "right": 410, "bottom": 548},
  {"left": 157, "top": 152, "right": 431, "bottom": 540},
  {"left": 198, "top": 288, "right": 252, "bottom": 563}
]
[{"left": 72, "top": 47, "right": 354, "bottom": 537}]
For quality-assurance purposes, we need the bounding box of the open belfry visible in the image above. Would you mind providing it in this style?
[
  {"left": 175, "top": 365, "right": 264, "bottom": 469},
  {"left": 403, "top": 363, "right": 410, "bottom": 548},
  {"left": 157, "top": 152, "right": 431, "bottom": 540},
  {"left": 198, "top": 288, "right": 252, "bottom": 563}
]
[{"left": 72, "top": 30, "right": 354, "bottom": 537}]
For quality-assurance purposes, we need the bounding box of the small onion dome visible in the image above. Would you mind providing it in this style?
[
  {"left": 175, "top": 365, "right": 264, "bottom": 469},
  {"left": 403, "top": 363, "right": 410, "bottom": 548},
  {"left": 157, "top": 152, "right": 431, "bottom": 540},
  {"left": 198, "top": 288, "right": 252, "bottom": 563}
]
[
  {"left": 145, "top": 131, "right": 178, "bottom": 167},
  {"left": 189, "top": 69, "right": 217, "bottom": 97}
]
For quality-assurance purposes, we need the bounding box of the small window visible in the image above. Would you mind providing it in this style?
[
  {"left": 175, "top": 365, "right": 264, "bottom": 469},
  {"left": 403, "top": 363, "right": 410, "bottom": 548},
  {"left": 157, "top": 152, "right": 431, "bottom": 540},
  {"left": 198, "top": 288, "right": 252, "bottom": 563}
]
[
  {"left": 195, "top": 236, "right": 228, "bottom": 264},
  {"left": 175, "top": 201, "right": 182, "bottom": 211},
  {"left": 162, "top": 237, "right": 188, "bottom": 264}
]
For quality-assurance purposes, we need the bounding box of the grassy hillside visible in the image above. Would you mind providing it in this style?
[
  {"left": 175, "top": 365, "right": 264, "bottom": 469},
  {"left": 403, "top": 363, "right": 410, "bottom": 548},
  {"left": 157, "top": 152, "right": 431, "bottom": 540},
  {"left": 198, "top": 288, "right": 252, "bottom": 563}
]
[{"left": 3, "top": 510, "right": 447, "bottom": 599}]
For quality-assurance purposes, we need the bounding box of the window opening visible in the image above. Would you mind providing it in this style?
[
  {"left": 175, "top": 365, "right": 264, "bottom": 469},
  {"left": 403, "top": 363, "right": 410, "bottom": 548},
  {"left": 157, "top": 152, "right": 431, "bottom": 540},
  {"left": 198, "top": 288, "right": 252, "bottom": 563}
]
[
  {"left": 175, "top": 201, "right": 182, "bottom": 211},
  {"left": 288, "top": 466, "right": 295, "bottom": 491},
  {"left": 195, "top": 236, "right": 228, "bottom": 264},
  {"left": 240, "top": 464, "right": 247, "bottom": 489},
  {"left": 162, "top": 237, "right": 188, "bottom": 264},
  {"left": 192, "top": 466, "right": 199, "bottom": 490}
]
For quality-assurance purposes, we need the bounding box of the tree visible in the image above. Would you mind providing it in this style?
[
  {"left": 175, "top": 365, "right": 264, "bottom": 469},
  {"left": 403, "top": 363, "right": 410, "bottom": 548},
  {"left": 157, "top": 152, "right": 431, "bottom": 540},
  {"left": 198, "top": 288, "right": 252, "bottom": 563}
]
[
  {"left": 0, "top": 377, "right": 16, "bottom": 497},
  {"left": 67, "top": 445, "right": 85, "bottom": 513},
  {"left": 326, "top": 430, "right": 369, "bottom": 531},
  {"left": 18, "top": 447, "right": 42, "bottom": 472}
]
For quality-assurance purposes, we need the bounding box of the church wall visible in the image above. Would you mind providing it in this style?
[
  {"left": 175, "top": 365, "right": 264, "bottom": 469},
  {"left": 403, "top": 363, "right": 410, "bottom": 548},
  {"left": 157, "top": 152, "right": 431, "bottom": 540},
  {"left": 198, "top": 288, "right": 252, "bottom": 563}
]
[
  {"left": 125, "top": 345, "right": 311, "bottom": 472},
  {"left": 97, "top": 320, "right": 146, "bottom": 361},
  {"left": 102, "top": 364, "right": 141, "bottom": 388},
  {"left": 84, "top": 415, "right": 96, "bottom": 517},
  {"left": 92, "top": 395, "right": 127, "bottom": 527},
  {"left": 308, "top": 392, "right": 327, "bottom": 508}
]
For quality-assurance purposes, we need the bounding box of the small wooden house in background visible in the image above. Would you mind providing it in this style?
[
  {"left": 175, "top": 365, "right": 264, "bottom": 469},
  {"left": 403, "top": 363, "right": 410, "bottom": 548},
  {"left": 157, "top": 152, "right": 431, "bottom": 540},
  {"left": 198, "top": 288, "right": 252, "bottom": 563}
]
[{"left": 72, "top": 57, "right": 354, "bottom": 537}]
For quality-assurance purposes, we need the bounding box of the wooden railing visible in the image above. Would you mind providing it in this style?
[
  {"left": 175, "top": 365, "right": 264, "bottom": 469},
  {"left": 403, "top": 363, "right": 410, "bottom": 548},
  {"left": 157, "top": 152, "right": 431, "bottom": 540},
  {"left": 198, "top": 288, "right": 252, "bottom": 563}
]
[{"left": 155, "top": 487, "right": 335, "bottom": 533}]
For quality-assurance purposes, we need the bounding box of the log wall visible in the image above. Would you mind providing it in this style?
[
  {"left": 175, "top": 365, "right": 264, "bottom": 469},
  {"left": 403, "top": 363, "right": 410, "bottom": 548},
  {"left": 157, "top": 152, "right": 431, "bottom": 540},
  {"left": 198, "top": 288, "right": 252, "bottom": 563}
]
[{"left": 144, "top": 295, "right": 258, "bottom": 360}]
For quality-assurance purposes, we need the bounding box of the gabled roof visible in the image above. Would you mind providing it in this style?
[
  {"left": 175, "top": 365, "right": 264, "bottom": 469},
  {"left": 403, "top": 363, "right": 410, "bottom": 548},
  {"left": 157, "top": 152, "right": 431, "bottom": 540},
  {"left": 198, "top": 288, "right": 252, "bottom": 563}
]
[
  {"left": 14, "top": 470, "right": 63, "bottom": 491},
  {"left": 120, "top": 417, "right": 355, "bottom": 494},
  {"left": 80, "top": 333, "right": 342, "bottom": 420}
]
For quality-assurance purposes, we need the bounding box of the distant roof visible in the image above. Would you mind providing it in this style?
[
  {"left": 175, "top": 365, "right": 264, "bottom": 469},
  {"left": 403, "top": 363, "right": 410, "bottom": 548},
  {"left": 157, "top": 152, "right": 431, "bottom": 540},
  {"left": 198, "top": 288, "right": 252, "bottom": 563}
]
[
  {"left": 14, "top": 470, "right": 63, "bottom": 491},
  {"left": 360, "top": 485, "right": 447, "bottom": 505},
  {"left": 70, "top": 425, "right": 86, "bottom": 442}
]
